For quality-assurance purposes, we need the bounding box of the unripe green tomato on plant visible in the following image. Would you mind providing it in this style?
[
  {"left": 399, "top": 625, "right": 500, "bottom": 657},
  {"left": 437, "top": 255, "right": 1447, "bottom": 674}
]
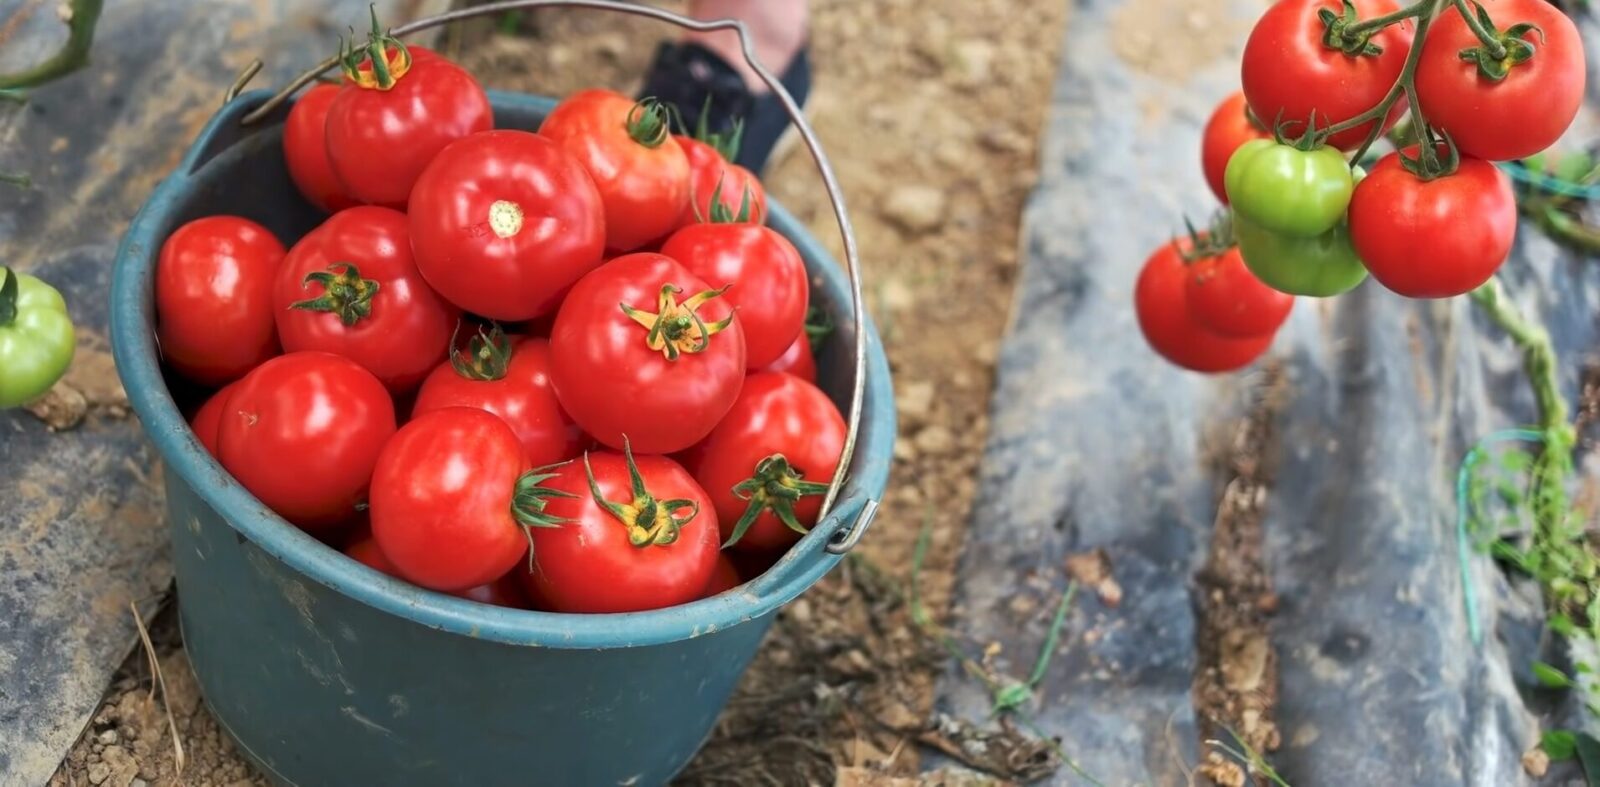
[
  {"left": 1233, "top": 212, "right": 1368, "bottom": 298},
  {"left": 0, "top": 268, "right": 74, "bottom": 408},
  {"left": 1224, "top": 139, "right": 1354, "bottom": 238}
]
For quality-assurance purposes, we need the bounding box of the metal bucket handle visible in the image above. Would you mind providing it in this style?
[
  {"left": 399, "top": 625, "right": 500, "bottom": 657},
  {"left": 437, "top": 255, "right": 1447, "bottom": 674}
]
[{"left": 224, "top": 0, "right": 876, "bottom": 555}]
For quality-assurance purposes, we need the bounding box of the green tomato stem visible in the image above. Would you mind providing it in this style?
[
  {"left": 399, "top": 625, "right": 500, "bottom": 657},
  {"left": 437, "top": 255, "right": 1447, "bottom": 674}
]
[
  {"left": 0, "top": 0, "right": 103, "bottom": 90},
  {"left": 1452, "top": 0, "right": 1510, "bottom": 60},
  {"left": 1345, "top": 0, "right": 1431, "bottom": 35},
  {"left": 1331, "top": 0, "right": 1445, "bottom": 162},
  {"left": 0, "top": 267, "right": 17, "bottom": 327}
]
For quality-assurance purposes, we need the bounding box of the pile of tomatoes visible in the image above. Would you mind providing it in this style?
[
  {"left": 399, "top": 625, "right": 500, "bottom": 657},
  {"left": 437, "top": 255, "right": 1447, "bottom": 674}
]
[
  {"left": 1140, "top": 0, "right": 1586, "bottom": 373},
  {"left": 155, "top": 25, "right": 844, "bottom": 614}
]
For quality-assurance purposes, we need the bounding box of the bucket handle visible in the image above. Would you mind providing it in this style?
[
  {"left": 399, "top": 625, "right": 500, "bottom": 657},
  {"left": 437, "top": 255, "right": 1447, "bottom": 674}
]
[{"left": 225, "top": 0, "right": 874, "bottom": 553}]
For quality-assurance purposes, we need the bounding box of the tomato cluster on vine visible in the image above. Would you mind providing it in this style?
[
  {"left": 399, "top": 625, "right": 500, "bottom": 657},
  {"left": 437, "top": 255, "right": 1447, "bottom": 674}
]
[
  {"left": 157, "top": 13, "right": 843, "bottom": 614},
  {"left": 1142, "top": 0, "right": 1586, "bottom": 372}
]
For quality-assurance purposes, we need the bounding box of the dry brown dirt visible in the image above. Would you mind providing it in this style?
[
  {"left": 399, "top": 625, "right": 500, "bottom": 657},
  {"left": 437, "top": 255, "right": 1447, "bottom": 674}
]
[{"left": 51, "top": 1, "right": 1067, "bottom": 784}]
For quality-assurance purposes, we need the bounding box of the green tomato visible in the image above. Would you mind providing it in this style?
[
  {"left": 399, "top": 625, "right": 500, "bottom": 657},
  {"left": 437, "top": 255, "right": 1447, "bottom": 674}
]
[
  {"left": 1233, "top": 211, "right": 1368, "bottom": 298},
  {"left": 1224, "top": 138, "right": 1354, "bottom": 238},
  {"left": 0, "top": 267, "right": 75, "bottom": 407}
]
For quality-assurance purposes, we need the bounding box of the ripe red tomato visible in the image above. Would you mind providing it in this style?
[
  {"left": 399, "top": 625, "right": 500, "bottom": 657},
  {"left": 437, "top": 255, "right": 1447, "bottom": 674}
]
[
  {"left": 540, "top": 90, "right": 690, "bottom": 251},
  {"left": 412, "top": 330, "right": 587, "bottom": 466},
  {"left": 549, "top": 253, "right": 746, "bottom": 454},
  {"left": 660, "top": 223, "right": 807, "bottom": 369},
  {"left": 526, "top": 449, "right": 719, "bottom": 613},
  {"left": 1201, "top": 92, "right": 1271, "bottom": 205},
  {"left": 217, "top": 352, "right": 396, "bottom": 529},
  {"left": 345, "top": 537, "right": 529, "bottom": 608},
  {"left": 677, "top": 135, "right": 767, "bottom": 226},
  {"left": 409, "top": 130, "right": 607, "bottom": 321},
  {"left": 1348, "top": 148, "right": 1516, "bottom": 298},
  {"left": 369, "top": 407, "right": 554, "bottom": 592},
  {"left": 1414, "top": 0, "right": 1586, "bottom": 161},
  {"left": 763, "top": 333, "right": 817, "bottom": 383},
  {"left": 282, "top": 84, "right": 358, "bottom": 213},
  {"left": 1184, "top": 247, "right": 1294, "bottom": 338},
  {"left": 693, "top": 372, "right": 845, "bottom": 553},
  {"left": 190, "top": 381, "right": 237, "bottom": 457},
  {"left": 274, "top": 207, "right": 458, "bottom": 393},
  {"left": 1135, "top": 242, "right": 1275, "bottom": 373},
  {"left": 156, "top": 216, "right": 285, "bottom": 386},
  {"left": 703, "top": 554, "right": 742, "bottom": 598},
  {"left": 1242, "top": 0, "right": 1413, "bottom": 150},
  {"left": 325, "top": 46, "right": 492, "bottom": 206}
]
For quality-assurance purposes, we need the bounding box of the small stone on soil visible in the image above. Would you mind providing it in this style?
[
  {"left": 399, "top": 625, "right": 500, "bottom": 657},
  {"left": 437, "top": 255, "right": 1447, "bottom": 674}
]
[
  {"left": 881, "top": 185, "right": 947, "bottom": 235},
  {"left": 1522, "top": 747, "right": 1550, "bottom": 777},
  {"left": 895, "top": 381, "right": 935, "bottom": 422},
  {"left": 913, "top": 425, "right": 957, "bottom": 455}
]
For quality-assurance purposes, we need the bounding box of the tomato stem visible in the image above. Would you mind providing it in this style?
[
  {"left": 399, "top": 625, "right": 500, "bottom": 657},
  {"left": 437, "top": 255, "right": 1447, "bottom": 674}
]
[
  {"left": 448, "top": 321, "right": 513, "bottom": 381},
  {"left": 1343, "top": 0, "right": 1429, "bottom": 37},
  {"left": 339, "top": 4, "right": 412, "bottom": 90},
  {"left": 704, "top": 178, "right": 758, "bottom": 224},
  {"left": 1330, "top": 0, "right": 1445, "bottom": 164},
  {"left": 620, "top": 284, "right": 735, "bottom": 361},
  {"left": 626, "top": 98, "right": 673, "bottom": 148},
  {"left": 1452, "top": 0, "right": 1510, "bottom": 60},
  {"left": 691, "top": 95, "right": 745, "bottom": 161},
  {"left": 0, "top": 267, "right": 17, "bottom": 327},
  {"left": 511, "top": 462, "right": 578, "bottom": 567},
  {"left": 290, "top": 262, "right": 381, "bottom": 326},
  {"left": 804, "top": 305, "right": 834, "bottom": 354},
  {"left": 723, "top": 454, "right": 831, "bottom": 548},
  {"left": 585, "top": 438, "right": 699, "bottom": 548}
]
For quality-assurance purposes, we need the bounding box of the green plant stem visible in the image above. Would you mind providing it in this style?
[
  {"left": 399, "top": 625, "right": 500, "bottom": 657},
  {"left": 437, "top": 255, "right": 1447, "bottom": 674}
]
[
  {"left": 1330, "top": 0, "right": 1446, "bottom": 163},
  {"left": 1347, "top": 0, "right": 1432, "bottom": 35},
  {"left": 0, "top": 0, "right": 103, "bottom": 90},
  {"left": 1469, "top": 277, "right": 1569, "bottom": 434},
  {"left": 0, "top": 172, "right": 30, "bottom": 188},
  {"left": 1452, "top": 0, "right": 1509, "bottom": 59},
  {"left": 0, "top": 89, "right": 24, "bottom": 105}
]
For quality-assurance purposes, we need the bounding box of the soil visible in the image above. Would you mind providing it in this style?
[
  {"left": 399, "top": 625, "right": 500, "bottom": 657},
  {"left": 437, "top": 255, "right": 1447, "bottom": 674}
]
[
  {"left": 1192, "top": 367, "right": 1287, "bottom": 787},
  {"left": 50, "top": 0, "right": 1068, "bottom": 784}
]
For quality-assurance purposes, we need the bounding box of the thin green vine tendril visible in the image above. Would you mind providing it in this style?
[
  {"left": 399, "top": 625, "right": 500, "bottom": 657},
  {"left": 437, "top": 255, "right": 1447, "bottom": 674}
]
[{"left": 1455, "top": 428, "right": 1545, "bottom": 646}]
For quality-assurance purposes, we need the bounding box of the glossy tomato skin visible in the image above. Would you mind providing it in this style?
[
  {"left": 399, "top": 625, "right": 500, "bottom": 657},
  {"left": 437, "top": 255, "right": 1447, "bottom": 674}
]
[
  {"left": 274, "top": 206, "right": 458, "bottom": 394},
  {"left": 409, "top": 130, "right": 607, "bottom": 321},
  {"left": 1234, "top": 212, "right": 1368, "bottom": 297},
  {"left": 1242, "top": 0, "right": 1413, "bottom": 150},
  {"left": 702, "top": 554, "right": 742, "bottom": 598},
  {"left": 763, "top": 333, "right": 818, "bottom": 383},
  {"left": 549, "top": 253, "right": 746, "bottom": 454},
  {"left": 677, "top": 136, "right": 767, "bottom": 226},
  {"left": 156, "top": 216, "right": 286, "bottom": 386},
  {"left": 660, "top": 223, "right": 807, "bottom": 368},
  {"left": 1414, "top": 0, "right": 1586, "bottom": 161},
  {"left": 283, "top": 84, "right": 359, "bottom": 213},
  {"left": 541, "top": 90, "right": 690, "bottom": 252},
  {"left": 411, "top": 337, "right": 587, "bottom": 466},
  {"left": 1224, "top": 139, "right": 1354, "bottom": 237},
  {"left": 1201, "top": 91, "right": 1271, "bottom": 205},
  {"left": 325, "top": 54, "right": 492, "bottom": 207},
  {"left": 1135, "top": 242, "right": 1275, "bottom": 373},
  {"left": 1348, "top": 149, "right": 1516, "bottom": 298},
  {"left": 190, "top": 381, "right": 238, "bottom": 457},
  {"left": 1184, "top": 248, "right": 1294, "bottom": 338},
  {"left": 527, "top": 451, "right": 719, "bottom": 613},
  {"left": 217, "top": 352, "right": 396, "bottom": 529},
  {"left": 694, "top": 372, "right": 846, "bottom": 553},
  {"left": 345, "top": 537, "right": 530, "bottom": 608},
  {"left": 369, "top": 408, "right": 532, "bottom": 592}
]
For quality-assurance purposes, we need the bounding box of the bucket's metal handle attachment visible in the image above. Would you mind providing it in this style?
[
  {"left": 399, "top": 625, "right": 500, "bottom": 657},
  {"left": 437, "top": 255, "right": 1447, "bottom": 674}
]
[{"left": 228, "top": 0, "right": 876, "bottom": 548}]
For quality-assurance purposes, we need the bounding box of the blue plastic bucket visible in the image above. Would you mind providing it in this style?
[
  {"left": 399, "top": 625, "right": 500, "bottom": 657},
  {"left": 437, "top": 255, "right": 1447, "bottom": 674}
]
[{"left": 109, "top": 90, "right": 895, "bottom": 786}]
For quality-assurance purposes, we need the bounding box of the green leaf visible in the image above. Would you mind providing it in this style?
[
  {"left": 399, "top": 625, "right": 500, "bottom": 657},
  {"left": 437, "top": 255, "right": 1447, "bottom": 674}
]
[
  {"left": 1534, "top": 662, "right": 1575, "bottom": 688},
  {"left": 1554, "top": 152, "right": 1598, "bottom": 184},
  {"left": 1545, "top": 730, "right": 1579, "bottom": 760},
  {"left": 1576, "top": 733, "right": 1600, "bottom": 787}
]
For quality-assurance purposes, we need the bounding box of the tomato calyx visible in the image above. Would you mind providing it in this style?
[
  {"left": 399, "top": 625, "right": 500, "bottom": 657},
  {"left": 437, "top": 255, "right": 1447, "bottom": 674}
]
[
  {"left": 690, "top": 96, "right": 745, "bottom": 161},
  {"left": 1175, "top": 212, "right": 1235, "bottom": 263},
  {"left": 723, "top": 454, "right": 831, "bottom": 548},
  {"left": 620, "top": 283, "right": 735, "bottom": 361},
  {"left": 338, "top": 5, "right": 412, "bottom": 90},
  {"left": 587, "top": 438, "right": 699, "bottom": 548},
  {"left": 1318, "top": 0, "right": 1388, "bottom": 57},
  {"left": 625, "top": 98, "right": 673, "bottom": 149},
  {"left": 448, "top": 321, "right": 512, "bottom": 381},
  {"left": 511, "top": 462, "right": 579, "bottom": 562},
  {"left": 0, "top": 267, "right": 17, "bottom": 327},
  {"left": 290, "top": 262, "right": 380, "bottom": 326},
  {"left": 1272, "top": 112, "right": 1335, "bottom": 152},
  {"left": 1454, "top": 2, "right": 1540, "bottom": 82},
  {"left": 804, "top": 305, "right": 833, "bottom": 354},
  {"left": 701, "top": 179, "right": 759, "bottom": 224},
  {"left": 1398, "top": 132, "right": 1463, "bottom": 181}
]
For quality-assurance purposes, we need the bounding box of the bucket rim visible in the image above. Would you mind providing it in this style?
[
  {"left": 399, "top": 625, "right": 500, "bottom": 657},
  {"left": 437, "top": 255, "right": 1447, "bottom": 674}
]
[{"left": 110, "top": 90, "right": 896, "bottom": 649}]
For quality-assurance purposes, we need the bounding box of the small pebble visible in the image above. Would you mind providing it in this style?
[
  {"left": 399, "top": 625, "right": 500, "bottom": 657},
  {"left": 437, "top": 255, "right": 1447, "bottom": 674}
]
[
  {"left": 881, "top": 185, "right": 947, "bottom": 235},
  {"left": 87, "top": 763, "right": 111, "bottom": 785},
  {"left": 913, "top": 425, "right": 956, "bottom": 455}
]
